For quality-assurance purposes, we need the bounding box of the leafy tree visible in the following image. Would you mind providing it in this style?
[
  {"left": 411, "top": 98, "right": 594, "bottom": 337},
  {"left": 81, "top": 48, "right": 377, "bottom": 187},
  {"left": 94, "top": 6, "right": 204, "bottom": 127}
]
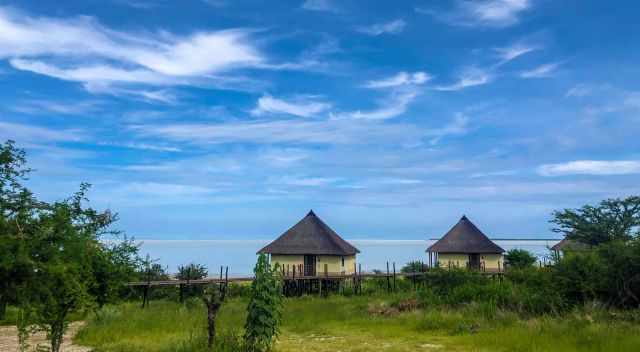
[
  {"left": 244, "top": 254, "right": 283, "bottom": 352},
  {"left": 400, "top": 260, "right": 428, "bottom": 273},
  {"left": 0, "top": 140, "right": 139, "bottom": 352},
  {"left": 177, "top": 263, "right": 208, "bottom": 281},
  {"left": 24, "top": 184, "right": 129, "bottom": 352},
  {"left": 0, "top": 140, "right": 37, "bottom": 320},
  {"left": 551, "top": 196, "right": 640, "bottom": 246},
  {"left": 177, "top": 263, "right": 208, "bottom": 300},
  {"left": 504, "top": 249, "right": 537, "bottom": 269}
]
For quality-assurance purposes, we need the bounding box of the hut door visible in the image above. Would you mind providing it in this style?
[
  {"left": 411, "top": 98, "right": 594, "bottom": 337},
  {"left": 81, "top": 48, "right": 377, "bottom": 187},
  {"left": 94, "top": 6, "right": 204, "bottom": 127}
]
[
  {"left": 304, "top": 255, "right": 316, "bottom": 276},
  {"left": 469, "top": 254, "right": 480, "bottom": 269}
]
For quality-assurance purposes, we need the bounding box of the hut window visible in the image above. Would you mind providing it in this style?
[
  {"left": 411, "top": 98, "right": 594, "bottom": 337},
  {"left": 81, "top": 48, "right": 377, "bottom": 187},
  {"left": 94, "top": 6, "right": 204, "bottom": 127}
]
[{"left": 341, "top": 257, "right": 345, "bottom": 266}]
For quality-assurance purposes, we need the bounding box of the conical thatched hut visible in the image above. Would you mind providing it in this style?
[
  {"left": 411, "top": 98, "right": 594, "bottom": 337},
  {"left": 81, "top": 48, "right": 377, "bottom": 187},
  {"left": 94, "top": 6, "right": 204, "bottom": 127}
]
[
  {"left": 427, "top": 215, "right": 504, "bottom": 271},
  {"left": 551, "top": 237, "right": 590, "bottom": 256},
  {"left": 258, "top": 210, "right": 359, "bottom": 276}
]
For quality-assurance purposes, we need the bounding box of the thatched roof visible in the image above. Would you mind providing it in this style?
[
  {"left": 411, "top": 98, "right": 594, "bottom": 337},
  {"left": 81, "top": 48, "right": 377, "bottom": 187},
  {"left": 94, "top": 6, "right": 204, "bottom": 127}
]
[
  {"left": 258, "top": 210, "right": 359, "bottom": 256},
  {"left": 551, "top": 237, "right": 591, "bottom": 252},
  {"left": 427, "top": 215, "right": 504, "bottom": 254}
]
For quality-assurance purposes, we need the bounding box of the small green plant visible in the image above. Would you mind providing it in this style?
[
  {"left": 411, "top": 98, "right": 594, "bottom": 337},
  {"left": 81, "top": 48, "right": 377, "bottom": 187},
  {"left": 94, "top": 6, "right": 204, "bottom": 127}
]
[
  {"left": 244, "top": 254, "right": 283, "bottom": 352},
  {"left": 504, "top": 249, "right": 537, "bottom": 269}
]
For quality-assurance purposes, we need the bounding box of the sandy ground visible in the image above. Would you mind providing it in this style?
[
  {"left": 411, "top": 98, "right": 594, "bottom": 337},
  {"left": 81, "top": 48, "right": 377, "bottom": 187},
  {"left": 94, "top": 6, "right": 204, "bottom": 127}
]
[{"left": 0, "top": 322, "right": 90, "bottom": 352}]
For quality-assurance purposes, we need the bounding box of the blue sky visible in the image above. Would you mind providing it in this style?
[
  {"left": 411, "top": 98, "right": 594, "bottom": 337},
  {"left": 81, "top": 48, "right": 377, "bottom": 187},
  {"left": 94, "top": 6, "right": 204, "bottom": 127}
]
[{"left": 1, "top": 0, "right": 639, "bottom": 240}]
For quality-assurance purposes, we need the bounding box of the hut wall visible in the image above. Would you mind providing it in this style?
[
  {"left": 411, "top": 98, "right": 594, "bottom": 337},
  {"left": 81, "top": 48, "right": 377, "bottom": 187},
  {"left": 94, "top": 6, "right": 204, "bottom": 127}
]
[
  {"left": 481, "top": 254, "right": 503, "bottom": 270},
  {"left": 437, "top": 253, "right": 469, "bottom": 268},
  {"left": 437, "top": 253, "right": 503, "bottom": 270},
  {"left": 316, "top": 255, "right": 356, "bottom": 274},
  {"left": 271, "top": 255, "right": 304, "bottom": 271},
  {"left": 270, "top": 255, "right": 356, "bottom": 275}
]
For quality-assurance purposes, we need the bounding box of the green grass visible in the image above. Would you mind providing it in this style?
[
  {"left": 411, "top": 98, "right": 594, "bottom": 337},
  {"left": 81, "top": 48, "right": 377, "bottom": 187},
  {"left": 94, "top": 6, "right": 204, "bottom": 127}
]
[{"left": 75, "top": 294, "right": 640, "bottom": 352}]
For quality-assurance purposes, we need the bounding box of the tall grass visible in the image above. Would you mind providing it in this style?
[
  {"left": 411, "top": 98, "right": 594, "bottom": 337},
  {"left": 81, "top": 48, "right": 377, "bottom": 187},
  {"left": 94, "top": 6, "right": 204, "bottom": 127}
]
[{"left": 75, "top": 293, "right": 640, "bottom": 352}]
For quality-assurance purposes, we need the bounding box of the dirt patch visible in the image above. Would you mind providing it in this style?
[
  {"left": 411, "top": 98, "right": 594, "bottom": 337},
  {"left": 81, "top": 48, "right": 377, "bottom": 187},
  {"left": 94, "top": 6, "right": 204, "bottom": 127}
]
[{"left": 0, "top": 322, "right": 90, "bottom": 352}]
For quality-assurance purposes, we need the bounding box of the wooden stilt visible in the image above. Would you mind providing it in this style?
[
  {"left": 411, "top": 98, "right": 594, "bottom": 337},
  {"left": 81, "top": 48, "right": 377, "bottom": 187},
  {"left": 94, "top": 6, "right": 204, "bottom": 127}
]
[
  {"left": 386, "top": 262, "right": 391, "bottom": 293},
  {"left": 392, "top": 262, "right": 396, "bottom": 292}
]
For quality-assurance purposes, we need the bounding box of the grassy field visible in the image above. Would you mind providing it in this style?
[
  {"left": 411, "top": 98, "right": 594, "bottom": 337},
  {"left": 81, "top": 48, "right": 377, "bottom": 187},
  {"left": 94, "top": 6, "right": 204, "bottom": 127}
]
[{"left": 74, "top": 292, "right": 640, "bottom": 352}]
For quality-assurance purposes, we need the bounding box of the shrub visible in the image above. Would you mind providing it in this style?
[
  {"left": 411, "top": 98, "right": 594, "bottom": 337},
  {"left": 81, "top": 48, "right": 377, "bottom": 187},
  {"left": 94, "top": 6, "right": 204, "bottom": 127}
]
[
  {"left": 504, "top": 249, "right": 537, "bottom": 269},
  {"left": 244, "top": 254, "right": 283, "bottom": 352}
]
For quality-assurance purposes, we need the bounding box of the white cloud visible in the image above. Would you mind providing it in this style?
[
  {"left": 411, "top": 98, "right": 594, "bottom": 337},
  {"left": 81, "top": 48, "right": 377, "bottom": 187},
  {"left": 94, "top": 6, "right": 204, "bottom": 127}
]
[
  {"left": 426, "top": 113, "right": 470, "bottom": 144},
  {"left": 356, "top": 19, "right": 406, "bottom": 36},
  {"left": 0, "top": 8, "right": 264, "bottom": 98},
  {"left": 332, "top": 90, "right": 418, "bottom": 120},
  {"left": 301, "top": 0, "right": 337, "bottom": 12},
  {"left": 520, "top": 62, "right": 561, "bottom": 79},
  {"left": 276, "top": 176, "right": 340, "bottom": 187},
  {"left": 131, "top": 118, "right": 431, "bottom": 145},
  {"left": 494, "top": 42, "right": 538, "bottom": 65},
  {"left": 537, "top": 160, "right": 640, "bottom": 176},
  {"left": 469, "top": 170, "right": 518, "bottom": 178},
  {"left": 418, "top": 0, "right": 531, "bottom": 28},
  {"left": 434, "top": 67, "right": 492, "bottom": 91},
  {"left": 96, "top": 142, "right": 181, "bottom": 152},
  {"left": 0, "top": 121, "right": 82, "bottom": 142},
  {"left": 12, "top": 99, "right": 101, "bottom": 115},
  {"left": 251, "top": 95, "right": 331, "bottom": 118},
  {"left": 565, "top": 84, "right": 593, "bottom": 97},
  {"left": 363, "top": 71, "right": 431, "bottom": 89},
  {"left": 84, "top": 82, "right": 178, "bottom": 104}
]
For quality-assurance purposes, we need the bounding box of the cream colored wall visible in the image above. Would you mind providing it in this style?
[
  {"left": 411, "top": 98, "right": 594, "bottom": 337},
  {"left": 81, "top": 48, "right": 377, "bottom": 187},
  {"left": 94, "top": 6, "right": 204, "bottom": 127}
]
[
  {"left": 271, "top": 255, "right": 303, "bottom": 273},
  {"left": 316, "top": 255, "right": 356, "bottom": 274},
  {"left": 269, "top": 254, "right": 357, "bottom": 275},
  {"left": 436, "top": 253, "right": 503, "bottom": 271}
]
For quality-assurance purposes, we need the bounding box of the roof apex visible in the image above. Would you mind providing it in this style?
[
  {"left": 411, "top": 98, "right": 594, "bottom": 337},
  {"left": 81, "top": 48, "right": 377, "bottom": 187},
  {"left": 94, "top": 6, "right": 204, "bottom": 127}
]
[
  {"left": 258, "top": 210, "right": 359, "bottom": 256},
  {"left": 427, "top": 215, "right": 504, "bottom": 254}
]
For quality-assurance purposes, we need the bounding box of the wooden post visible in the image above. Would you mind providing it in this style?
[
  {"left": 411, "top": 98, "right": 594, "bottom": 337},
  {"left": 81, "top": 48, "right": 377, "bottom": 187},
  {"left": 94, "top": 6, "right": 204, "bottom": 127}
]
[
  {"left": 141, "top": 285, "right": 149, "bottom": 308},
  {"left": 412, "top": 265, "right": 416, "bottom": 290},
  {"left": 358, "top": 263, "right": 362, "bottom": 294},
  {"left": 386, "top": 262, "right": 391, "bottom": 293},
  {"left": 392, "top": 262, "right": 396, "bottom": 292},
  {"left": 353, "top": 262, "right": 357, "bottom": 295}
]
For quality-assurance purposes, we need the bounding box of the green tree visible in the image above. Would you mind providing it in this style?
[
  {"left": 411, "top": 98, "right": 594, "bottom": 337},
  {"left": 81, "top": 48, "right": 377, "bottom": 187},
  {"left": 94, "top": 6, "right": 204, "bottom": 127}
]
[
  {"left": 0, "top": 141, "right": 139, "bottom": 351},
  {"left": 0, "top": 140, "right": 37, "bottom": 320},
  {"left": 400, "top": 260, "right": 428, "bottom": 273},
  {"left": 244, "top": 254, "right": 283, "bottom": 352},
  {"left": 551, "top": 196, "right": 640, "bottom": 246},
  {"left": 177, "top": 263, "right": 208, "bottom": 301},
  {"left": 504, "top": 249, "right": 537, "bottom": 269},
  {"left": 24, "top": 184, "right": 130, "bottom": 352},
  {"left": 177, "top": 263, "right": 208, "bottom": 281}
]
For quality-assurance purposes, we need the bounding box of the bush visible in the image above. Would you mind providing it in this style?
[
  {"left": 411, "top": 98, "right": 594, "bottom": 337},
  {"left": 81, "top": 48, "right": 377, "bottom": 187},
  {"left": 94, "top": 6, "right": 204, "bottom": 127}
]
[
  {"left": 244, "top": 254, "right": 283, "bottom": 352},
  {"left": 504, "top": 249, "right": 537, "bottom": 269}
]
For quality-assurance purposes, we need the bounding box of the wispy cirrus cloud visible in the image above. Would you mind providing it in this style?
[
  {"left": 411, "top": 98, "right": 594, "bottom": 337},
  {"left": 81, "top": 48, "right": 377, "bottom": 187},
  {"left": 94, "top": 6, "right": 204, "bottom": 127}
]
[
  {"left": 331, "top": 90, "right": 418, "bottom": 120},
  {"left": 130, "top": 113, "right": 471, "bottom": 146},
  {"left": 356, "top": 19, "right": 406, "bottom": 36},
  {"left": 0, "top": 7, "right": 268, "bottom": 99},
  {"left": 251, "top": 95, "right": 331, "bottom": 118},
  {"left": 0, "top": 121, "right": 83, "bottom": 143},
  {"left": 11, "top": 99, "right": 101, "bottom": 116},
  {"left": 494, "top": 41, "right": 539, "bottom": 65},
  {"left": 520, "top": 62, "right": 562, "bottom": 79},
  {"left": 275, "top": 175, "right": 341, "bottom": 187},
  {"left": 537, "top": 160, "right": 640, "bottom": 176},
  {"left": 434, "top": 67, "right": 492, "bottom": 91},
  {"left": 418, "top": 0, "right": 532, "bottom": 28},
  {"left": 301, "top": 0, "right": 338, "bottom": 12},
  {"left": 363, "top": 71, "right": 431, "bottom": 89}
]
